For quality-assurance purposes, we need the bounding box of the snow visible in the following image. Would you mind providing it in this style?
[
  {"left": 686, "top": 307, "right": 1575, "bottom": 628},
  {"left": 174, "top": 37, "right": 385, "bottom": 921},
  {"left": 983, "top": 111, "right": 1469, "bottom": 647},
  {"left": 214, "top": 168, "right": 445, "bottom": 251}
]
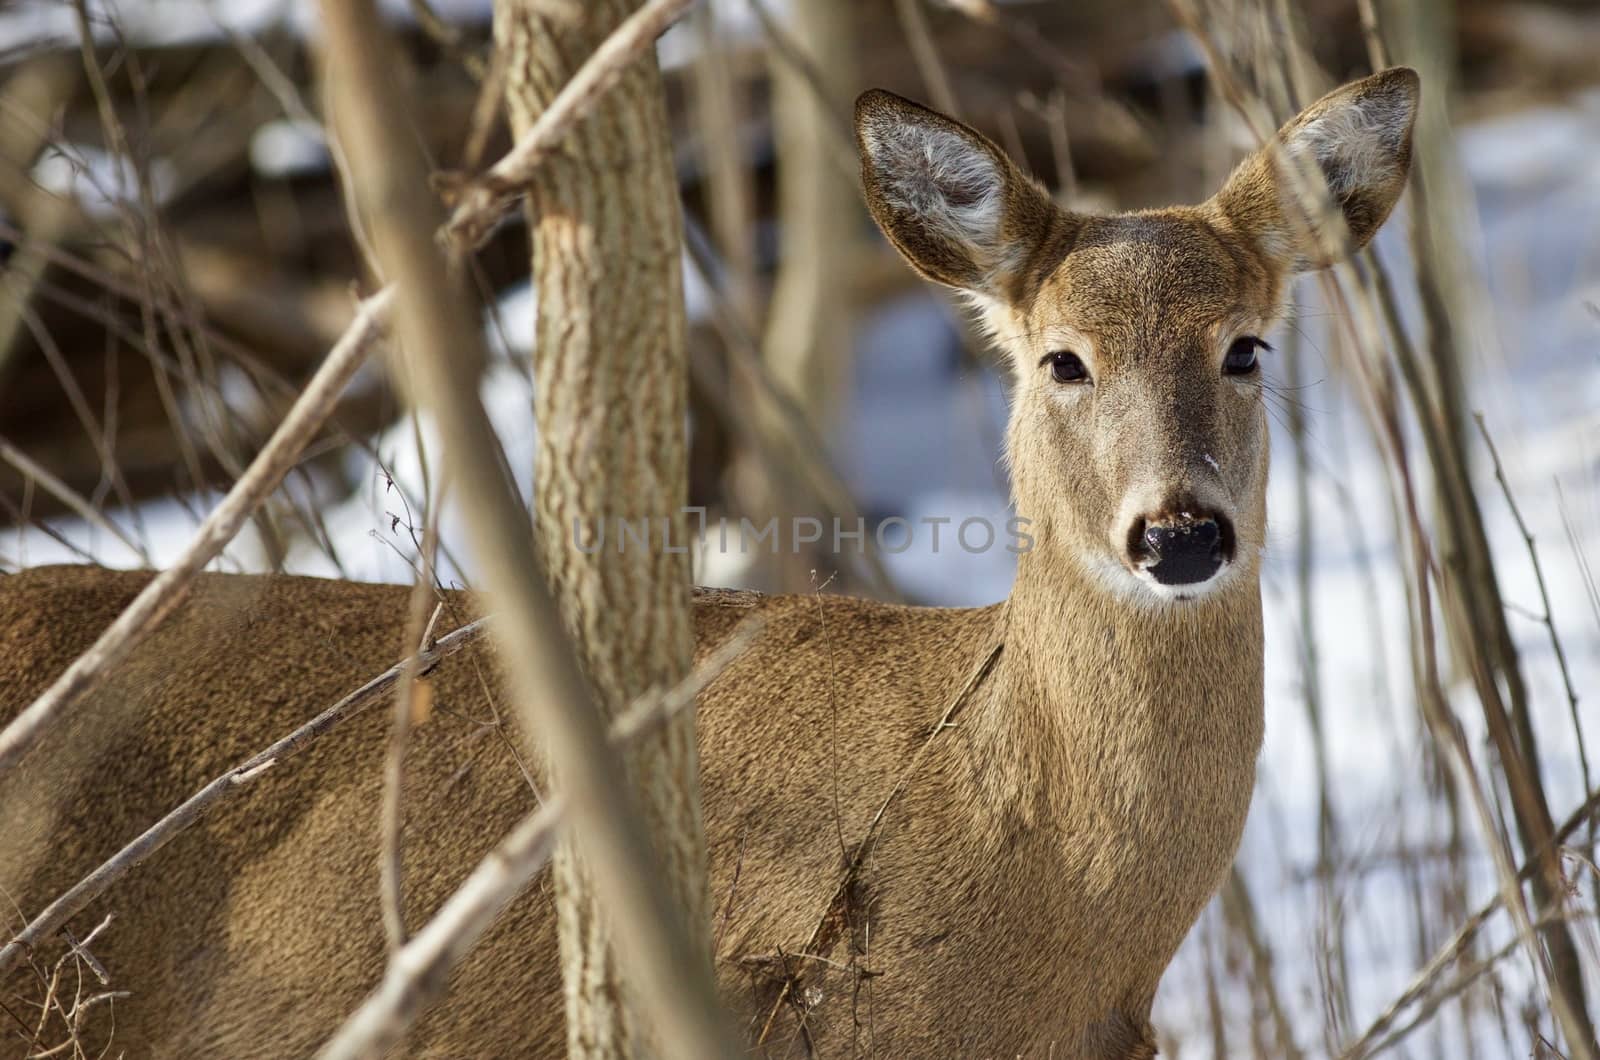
[
  {"left": 249, "top": 118, "right": 329, "bottom": 179},
  {"left": 31, "top": 143, "right": 176, "bottom": 217}
]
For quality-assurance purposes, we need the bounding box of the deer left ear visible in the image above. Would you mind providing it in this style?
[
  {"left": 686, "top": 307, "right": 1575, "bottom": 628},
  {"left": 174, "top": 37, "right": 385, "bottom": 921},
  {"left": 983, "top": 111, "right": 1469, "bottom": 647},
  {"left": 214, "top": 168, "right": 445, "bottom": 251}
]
[
  {"left": 1215, "top": 67, "right": 1420, "bottom": 272},
  {"left": 855, "top": 89, "right": 1065, "bottom": 300}
]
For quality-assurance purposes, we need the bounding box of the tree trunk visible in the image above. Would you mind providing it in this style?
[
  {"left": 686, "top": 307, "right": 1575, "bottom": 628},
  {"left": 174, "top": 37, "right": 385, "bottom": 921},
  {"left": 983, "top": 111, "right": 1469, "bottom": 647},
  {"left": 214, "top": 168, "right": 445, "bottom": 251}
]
[{"left": 495, "top": 3, "right": 711, "bottom": 1055}]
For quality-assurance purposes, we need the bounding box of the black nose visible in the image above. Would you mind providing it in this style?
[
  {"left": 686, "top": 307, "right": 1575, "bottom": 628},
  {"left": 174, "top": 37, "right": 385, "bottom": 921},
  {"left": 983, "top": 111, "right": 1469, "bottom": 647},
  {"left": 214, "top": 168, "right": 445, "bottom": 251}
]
[{"left": 1134, "top": 516, "right": 1227, "bottom": 586}]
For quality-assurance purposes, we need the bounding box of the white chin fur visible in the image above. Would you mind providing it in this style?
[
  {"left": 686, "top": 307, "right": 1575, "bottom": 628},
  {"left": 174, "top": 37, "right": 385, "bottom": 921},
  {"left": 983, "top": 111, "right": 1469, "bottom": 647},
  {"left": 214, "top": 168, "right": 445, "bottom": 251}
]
[{"left": 1078, "top": 552, "right": 1236, "bottom": 607}]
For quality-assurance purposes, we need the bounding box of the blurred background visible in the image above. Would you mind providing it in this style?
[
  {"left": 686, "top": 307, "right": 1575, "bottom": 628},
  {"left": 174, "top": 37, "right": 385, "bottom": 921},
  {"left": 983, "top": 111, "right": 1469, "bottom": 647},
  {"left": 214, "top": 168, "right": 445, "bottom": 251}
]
[{"left": 1, "top": 0, "right": 1598, "bottom": 1055}]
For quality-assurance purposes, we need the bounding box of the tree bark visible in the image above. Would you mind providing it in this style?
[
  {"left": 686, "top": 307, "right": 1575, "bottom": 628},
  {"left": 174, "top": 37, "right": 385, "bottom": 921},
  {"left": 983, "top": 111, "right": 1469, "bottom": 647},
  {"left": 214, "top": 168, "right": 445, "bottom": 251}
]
[{"left": 495, "top": 3, "right": 711, "bottom": 1056}]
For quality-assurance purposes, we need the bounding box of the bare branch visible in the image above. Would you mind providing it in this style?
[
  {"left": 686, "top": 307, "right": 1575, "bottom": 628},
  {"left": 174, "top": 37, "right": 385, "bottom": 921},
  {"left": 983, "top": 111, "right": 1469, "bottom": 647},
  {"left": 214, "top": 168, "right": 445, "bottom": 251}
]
[
  {"left": 319, "top": 799, "right": 565, "bottom": 1060},
  {"left": 380, "top": 503, "right": 446, "bottom": 953}
]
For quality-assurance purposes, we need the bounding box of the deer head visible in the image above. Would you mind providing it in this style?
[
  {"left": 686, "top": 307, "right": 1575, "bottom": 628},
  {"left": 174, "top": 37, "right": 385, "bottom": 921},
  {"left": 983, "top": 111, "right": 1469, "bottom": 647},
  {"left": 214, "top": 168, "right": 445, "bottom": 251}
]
[{"left": 855, "top": 69, "right": 1419, "bottom": 603}]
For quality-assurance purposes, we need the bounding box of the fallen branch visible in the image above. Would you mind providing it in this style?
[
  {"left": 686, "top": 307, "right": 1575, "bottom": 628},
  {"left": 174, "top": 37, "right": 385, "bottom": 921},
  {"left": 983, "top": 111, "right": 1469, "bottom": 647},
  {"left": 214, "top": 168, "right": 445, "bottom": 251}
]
[
  {"left": 0, "top": 287, "right": 394, "bottom": 777},
  {"left": 0, "top": 617, "right": 487, "bottom": 981}
]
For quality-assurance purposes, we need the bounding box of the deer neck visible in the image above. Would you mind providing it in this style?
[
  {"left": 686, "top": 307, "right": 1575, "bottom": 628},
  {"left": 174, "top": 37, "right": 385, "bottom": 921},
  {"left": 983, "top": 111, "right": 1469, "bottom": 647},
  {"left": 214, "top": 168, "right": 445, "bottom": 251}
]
[{"left": 975, "top": 513, "right": 1266, "bottom": 823}]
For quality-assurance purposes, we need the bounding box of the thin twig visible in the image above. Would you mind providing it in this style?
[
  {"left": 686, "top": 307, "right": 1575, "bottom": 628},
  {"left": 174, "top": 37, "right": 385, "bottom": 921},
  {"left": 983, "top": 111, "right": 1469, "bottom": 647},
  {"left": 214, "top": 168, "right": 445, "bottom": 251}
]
[
  {"left": 892, "top": 0, "right": 961, "bottom": 119},
  {"left": 0, "top": 288, "right": 394, "bottom": 777},
  {"left": 1175, "top": 10, "right": 1596, "bottom": 1050},
  {"left": 743, "top": 0, "right": 857, "bottom": 175},
  {"left": 756, "top": 638, "right": 1002, "bottom": 1045},
  {"left": 406, "top": 0, "right": 488, "bottom": 80},
  {"left": 1356, "top": 909, "right": 1591, "bottom": 1059},
  {"left": 0, "top": 437, "right": 147, "bottom": 564},
  {"left": 318, "top": 799, "right": 564, "bottom": 1060},
  {"left": 380, "top": 505, "right": 444, "bottom": 953},
  {"left": 680, "top": 217, "right": 900, "bottom": 600},
  {"left": 1341, "top": 779, "right": 1600, "bottom": 1055},
  {"left": 206, "top": 3, "right": 383, "bottom": 278},
  {"left": 1354, "top": 0, "right": 1391, "bottom": 70},
  {"left": 1472, "top": 413, "right": 1590, "bottom": 811}
]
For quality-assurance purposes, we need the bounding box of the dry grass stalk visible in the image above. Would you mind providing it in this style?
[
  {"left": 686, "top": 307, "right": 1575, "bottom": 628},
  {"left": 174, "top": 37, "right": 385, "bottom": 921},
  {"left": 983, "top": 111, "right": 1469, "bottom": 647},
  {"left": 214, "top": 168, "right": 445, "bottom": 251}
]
[
  {"left": 1356, "top": 907, "right": 1591, "bottom": 1059},
  {"left": 1367, "top": 10, "right": 1590, "bottom": 1027},
  {"left": 1331, "top": 180, "right": 1598, "bottom": 1060},
  {"left": 1343, "top": 786, "right": 1600, "bottom": 1057},
  {"left": 1474, "top": 414, "right": 1591, "bottom": 806},
  {"left": 1221, "top": 867, "right": 1306, "bottom": 1059},
  {"left": 0, "top": 287, "right": 394, "bottom": 777}
]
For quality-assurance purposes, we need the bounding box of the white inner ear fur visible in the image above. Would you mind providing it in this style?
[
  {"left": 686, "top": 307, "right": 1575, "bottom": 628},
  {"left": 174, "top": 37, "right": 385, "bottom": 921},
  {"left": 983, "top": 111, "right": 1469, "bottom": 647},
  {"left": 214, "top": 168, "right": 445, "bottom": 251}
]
[
  {"left": 863, "top": 121, "right": 1006, "bottom": 262},
  {"left": 1285, "top": 92, "right": 1409, "bottom": 199}
]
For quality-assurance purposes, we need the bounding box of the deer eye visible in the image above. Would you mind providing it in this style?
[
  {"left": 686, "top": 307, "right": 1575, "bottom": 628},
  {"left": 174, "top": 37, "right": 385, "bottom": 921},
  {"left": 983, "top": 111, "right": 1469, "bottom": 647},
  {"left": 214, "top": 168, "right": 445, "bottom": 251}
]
[
  {"left": 1041, "top": 351, "right": 1089, "bottom": 384},
  {"left": 1224, "top": 336, "right": 1268, "bottom": 375}
]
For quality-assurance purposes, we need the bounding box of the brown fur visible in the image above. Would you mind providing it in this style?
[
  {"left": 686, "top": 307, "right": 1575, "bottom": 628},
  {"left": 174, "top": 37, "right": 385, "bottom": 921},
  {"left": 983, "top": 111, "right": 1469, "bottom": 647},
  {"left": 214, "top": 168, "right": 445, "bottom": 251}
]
[{"left": 0, "top": 70, "right": 1417, "bottom": 1058}]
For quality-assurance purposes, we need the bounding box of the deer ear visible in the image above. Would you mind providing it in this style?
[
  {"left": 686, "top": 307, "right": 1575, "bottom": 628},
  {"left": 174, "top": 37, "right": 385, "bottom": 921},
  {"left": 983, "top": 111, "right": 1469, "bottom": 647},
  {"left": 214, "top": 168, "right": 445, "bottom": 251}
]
[
  {"left": 855, "top": 89, "right": 1060, "bottom": 299},
  {"left": 1215, "top": 67, "right": 1419, "bottom": 272}
]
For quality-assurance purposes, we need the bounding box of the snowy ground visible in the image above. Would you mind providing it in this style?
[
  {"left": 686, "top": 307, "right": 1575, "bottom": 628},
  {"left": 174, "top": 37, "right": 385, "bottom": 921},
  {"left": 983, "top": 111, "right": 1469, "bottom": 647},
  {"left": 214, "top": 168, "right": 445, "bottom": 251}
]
[{"left": 5, "top": 14, "right": 1600, "bottom": 1051}]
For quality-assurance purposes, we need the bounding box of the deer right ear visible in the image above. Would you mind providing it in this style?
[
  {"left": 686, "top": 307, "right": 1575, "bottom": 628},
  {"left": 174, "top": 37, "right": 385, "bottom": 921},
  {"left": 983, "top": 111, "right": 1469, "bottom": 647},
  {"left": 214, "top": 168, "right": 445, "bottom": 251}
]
[
  {"left": 1214, "top": 67, "right": 1420, "bottom": 272},
  {"left": 855, "top": 90, "right": 1058, "bottom": 299}
]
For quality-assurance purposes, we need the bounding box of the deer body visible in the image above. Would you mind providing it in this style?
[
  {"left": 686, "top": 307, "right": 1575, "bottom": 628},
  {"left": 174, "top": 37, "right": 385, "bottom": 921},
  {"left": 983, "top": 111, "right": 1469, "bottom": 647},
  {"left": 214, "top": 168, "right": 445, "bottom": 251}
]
[
  {"left": 0, "top": 563, "right": 1252, "bottom": 1057},
  {"left": 0, "top": 69, "right": 1418, "bottom": 1058}
]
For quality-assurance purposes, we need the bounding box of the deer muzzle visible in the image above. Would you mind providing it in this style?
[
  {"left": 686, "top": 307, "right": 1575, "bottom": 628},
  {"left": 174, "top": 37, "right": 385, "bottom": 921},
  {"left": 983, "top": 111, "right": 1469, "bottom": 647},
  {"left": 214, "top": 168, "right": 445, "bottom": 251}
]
[{"left": 1122, "top": 503, "right": 1236, "bottom": 588}]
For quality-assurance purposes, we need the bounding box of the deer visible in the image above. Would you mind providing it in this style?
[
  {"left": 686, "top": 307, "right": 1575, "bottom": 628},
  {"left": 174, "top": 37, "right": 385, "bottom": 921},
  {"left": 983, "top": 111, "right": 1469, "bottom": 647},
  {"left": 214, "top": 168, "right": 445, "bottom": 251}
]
[{"left": 0, "top": 68, "right": 1418, "bottom": 1058}]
